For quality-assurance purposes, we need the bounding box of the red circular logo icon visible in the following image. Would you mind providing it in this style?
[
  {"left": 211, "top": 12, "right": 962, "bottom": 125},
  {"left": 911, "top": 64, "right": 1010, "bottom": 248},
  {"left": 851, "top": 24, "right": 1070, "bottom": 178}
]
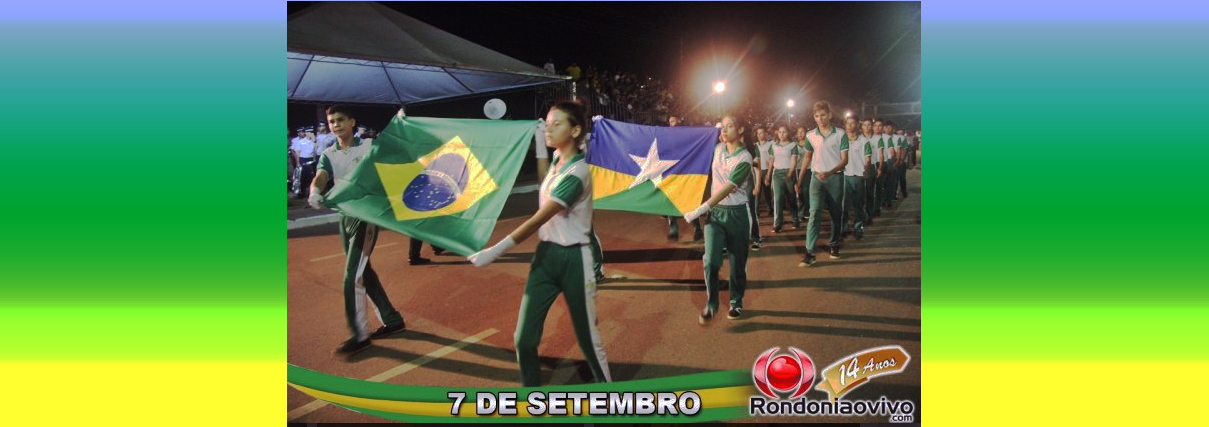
[{"left": 752, "top": 347, "right": 815, "bottom": 399}]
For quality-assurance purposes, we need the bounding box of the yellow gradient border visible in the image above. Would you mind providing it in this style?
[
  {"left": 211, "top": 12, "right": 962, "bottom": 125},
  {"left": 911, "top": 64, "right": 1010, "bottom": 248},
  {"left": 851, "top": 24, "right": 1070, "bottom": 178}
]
[
  {"left": 1, "top": 362, "right": 279, "bottom": 426},
  {"left": 925, "top": 362, "right": 1209, "bottom": 425}
]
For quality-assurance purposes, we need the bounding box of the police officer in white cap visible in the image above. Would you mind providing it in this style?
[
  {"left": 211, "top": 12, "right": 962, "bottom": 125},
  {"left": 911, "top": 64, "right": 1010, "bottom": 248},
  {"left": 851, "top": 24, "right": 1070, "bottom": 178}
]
[
  {"left": 290, "top": 126, "right": 318, "bottom": 198},
  {"left": 315, "top": 122, "right": 336, "bottom": 155}
]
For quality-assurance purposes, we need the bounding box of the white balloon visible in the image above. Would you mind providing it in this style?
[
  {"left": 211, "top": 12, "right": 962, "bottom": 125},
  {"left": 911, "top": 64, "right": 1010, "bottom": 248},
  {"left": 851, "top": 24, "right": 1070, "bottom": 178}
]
[{"left": 484, "top": 98, "right": 507, "bottom": 120}]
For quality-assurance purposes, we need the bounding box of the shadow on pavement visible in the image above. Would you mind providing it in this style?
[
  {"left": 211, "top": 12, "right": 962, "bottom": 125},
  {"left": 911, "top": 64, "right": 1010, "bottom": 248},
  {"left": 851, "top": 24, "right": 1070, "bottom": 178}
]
[
  {"left": 726, "top": 322, "right": 920, "bottom": 341},
  {"left": 353, "top": 329, "right": 712, "bottom": 385}
]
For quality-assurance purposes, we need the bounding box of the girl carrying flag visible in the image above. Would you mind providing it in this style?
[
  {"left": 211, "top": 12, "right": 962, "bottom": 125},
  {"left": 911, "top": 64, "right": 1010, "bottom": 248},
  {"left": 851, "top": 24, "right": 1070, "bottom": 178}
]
[
  {"left": 468, "top": 101, "right": 611, "bottom": 387},
  {"left": 684, "top": 114, "right": 754, "bottom": 323}
]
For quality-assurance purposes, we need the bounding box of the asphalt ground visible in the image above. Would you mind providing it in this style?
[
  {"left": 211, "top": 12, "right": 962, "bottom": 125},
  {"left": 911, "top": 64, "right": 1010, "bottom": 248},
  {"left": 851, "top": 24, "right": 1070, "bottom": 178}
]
[{"left": 287, "top": 167, "right": 922, "bottom": 423}]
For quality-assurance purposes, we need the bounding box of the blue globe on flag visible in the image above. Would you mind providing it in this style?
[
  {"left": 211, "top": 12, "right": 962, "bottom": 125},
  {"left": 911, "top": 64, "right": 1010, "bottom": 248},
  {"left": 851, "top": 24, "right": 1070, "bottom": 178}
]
[{"left": 401, "top": 153, "right": 470, "bottom": 212}]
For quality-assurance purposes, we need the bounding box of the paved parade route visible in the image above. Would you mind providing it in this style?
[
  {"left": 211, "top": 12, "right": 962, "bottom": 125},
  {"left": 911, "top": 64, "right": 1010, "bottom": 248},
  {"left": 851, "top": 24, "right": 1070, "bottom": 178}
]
[{"left": 287, "top": 168, "right": 922, "bottom": 423}]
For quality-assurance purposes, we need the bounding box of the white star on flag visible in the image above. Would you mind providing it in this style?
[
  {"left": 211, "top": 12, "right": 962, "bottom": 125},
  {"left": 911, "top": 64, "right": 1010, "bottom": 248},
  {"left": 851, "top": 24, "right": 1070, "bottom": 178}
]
[{"left": 628, "top": 137, "right": 679, "bottom": 189}]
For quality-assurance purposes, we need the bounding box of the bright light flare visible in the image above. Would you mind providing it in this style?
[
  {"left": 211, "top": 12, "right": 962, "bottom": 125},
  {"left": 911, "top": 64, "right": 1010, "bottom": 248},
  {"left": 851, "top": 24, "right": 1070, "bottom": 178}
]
[{"left": 714, "top": 81, "right": 726, "bottom": 93}]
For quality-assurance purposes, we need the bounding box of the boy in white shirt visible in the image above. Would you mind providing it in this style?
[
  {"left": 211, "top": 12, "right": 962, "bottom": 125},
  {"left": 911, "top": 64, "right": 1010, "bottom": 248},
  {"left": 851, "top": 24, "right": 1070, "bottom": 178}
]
[{"left": 796, "top": 101, "right": 849, "bottom": 264}]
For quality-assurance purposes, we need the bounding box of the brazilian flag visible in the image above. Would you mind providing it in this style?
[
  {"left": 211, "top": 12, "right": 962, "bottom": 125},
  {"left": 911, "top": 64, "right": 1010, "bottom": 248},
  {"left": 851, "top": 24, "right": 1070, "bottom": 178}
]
[
  {"left": 588, "top": 118, "right": 718, "bottom": 216},
  {"left": 323, "top": 116, "right": 536, "bottom": 256}
]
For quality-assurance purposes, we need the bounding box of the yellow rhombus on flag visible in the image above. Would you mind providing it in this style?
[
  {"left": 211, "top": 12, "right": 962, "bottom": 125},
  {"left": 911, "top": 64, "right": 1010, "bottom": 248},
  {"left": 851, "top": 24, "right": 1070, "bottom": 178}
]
[{"left": 374, "top": 136, "right": 498, "bottom": 221}]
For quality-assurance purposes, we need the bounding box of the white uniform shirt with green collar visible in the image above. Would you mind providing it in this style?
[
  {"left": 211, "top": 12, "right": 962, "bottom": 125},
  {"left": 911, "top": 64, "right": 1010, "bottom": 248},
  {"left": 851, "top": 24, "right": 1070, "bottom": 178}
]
[
  {"left": 866, "top": 133, "right": 884, "bottom": 165},
  {"left": 805, "top": 126, "right": 850, "bottom": 173},
  {"left": 756, "top": 140, "right": 774, "bottom": 170},
  {"left": 712, "top": 143, "right": 753, "bottom": 207},
  {"left": 845, "top": 134, "right": 873, "bottom": 177},
  {"left": 767, "top": 141, "right": 799, "bottom": 171},
  {"left": 797, "top": 140, "right": 811, "bottom": 171},
  {"left": 318, "top": 137, "right": 371, "bottom": 183},
  {"left": 538, "top": 152, "right": 593, "bottom": 246},
  {"left": 881, "top": 133, "right": 895, "bottom": 160}
]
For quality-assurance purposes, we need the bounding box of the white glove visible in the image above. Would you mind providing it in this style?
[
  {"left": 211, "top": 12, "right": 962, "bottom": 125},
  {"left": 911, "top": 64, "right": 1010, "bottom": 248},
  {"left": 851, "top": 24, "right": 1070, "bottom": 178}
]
[
  {"left": 468, "top": 236, "right": 517, "bottom": 267},
  {"left": 592, "top": 115, "right": 604, "bottom": 122},
  {"left": 684, "top": 204, "right": 710, "bottom": 223},
  {"left": 308, "top": 192, "right": 326, "bottom": 210}
]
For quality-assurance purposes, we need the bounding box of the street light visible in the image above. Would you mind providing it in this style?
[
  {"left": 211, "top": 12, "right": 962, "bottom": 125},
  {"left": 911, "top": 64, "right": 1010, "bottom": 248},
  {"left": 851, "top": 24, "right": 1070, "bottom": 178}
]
[
  {"left": 714, "top": 81, "right": 726, "bottom": 93},
  {"left": 786, "top": 99, "right": 794, "bottom": 108}
]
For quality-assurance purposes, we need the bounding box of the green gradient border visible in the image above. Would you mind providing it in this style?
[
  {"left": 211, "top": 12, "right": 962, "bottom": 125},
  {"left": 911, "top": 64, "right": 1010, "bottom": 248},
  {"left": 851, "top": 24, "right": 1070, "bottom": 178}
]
[{"left": 0, "top": 21, "right": 284, "bottom": 360}]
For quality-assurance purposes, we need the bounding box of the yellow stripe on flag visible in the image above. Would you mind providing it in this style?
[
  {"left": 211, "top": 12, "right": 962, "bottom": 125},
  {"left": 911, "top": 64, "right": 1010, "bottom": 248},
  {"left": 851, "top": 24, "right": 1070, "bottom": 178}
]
[
  {"left": 657, "top": 174, "right": 709, "bottom": 215},
  {"left": 590, "top": 165, "right": 636, "bottom": 200}
]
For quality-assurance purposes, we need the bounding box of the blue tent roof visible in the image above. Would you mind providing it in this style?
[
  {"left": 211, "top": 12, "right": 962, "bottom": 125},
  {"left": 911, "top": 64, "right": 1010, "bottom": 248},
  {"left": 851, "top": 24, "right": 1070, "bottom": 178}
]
[{"left": 288, "top": 2, "right": 566, "bottom": 106}]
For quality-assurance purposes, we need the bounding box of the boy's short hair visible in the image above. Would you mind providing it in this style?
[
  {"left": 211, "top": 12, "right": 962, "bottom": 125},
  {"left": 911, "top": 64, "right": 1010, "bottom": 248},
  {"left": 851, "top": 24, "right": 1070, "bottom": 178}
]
[
  {"left": 325, "top": 104, "right": 355, "bottom": 119},
  {"left": 812, "top": 101, "right": 832, "bottom": 114}
]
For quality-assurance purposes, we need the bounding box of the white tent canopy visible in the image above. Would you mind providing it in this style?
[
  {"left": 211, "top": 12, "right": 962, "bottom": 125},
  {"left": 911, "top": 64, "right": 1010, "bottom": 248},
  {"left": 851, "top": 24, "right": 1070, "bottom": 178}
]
[{"left": 288, "top": 2, "right": 566, "bottom": 106}]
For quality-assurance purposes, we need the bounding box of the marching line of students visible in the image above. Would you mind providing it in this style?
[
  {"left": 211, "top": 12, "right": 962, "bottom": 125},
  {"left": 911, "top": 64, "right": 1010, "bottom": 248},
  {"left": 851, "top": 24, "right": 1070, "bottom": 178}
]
[{"left": 302, "top": 100, "right": 918, "bottom": 389}]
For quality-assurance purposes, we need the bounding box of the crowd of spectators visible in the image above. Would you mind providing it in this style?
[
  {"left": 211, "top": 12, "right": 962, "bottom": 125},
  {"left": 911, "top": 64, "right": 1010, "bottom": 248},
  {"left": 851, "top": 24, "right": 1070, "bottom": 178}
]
[
  {"left": 577, "top": 66, "right": 678, "bottom": 126},
  {"left": 545, "top": 62, "right": 808, "bottom": 129}
]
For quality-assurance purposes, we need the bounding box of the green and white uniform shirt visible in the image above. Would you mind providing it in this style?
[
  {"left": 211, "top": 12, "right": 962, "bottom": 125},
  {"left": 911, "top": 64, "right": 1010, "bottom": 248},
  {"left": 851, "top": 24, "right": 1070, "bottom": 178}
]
[
  {"left": 712, "top": 143, "right": 754, "bottom": 207},
  {"left": 756, "top": 140, "right": 774, "bottom": 170},
  {"left": 881, "top": 133, "right": 895, "bottom": 162},
  {"left": 538, "top": 152, "right": 593, "bottom": 246},
  {"left": 845, "top": 134, "right": 873, "bottom": 177},
  {"left": 797, "top": 140, "right": 812, "bottom": 172},
  {"left": 767, "top": 141, "right": 799, "bottom": 171},
  {"left": 318, "top": 137, "right": 370, "bottom": 183},
  {"left": 867, "top": 134, "right": 884, "bottom": 165},
  {"left": 805, "top": 127, "right": 851, "bottom": 173}
]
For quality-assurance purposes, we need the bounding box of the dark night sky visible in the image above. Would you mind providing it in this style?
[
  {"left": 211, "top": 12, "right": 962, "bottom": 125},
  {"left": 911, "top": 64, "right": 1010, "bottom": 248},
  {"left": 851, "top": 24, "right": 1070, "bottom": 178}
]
[{"left": 288, "top": 1, "right": 920, "bottom": 119}]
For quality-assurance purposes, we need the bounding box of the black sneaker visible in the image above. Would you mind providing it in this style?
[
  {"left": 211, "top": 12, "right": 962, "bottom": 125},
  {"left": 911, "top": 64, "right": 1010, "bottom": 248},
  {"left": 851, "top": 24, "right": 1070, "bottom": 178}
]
[
  {"left": 855, "top": 231, "right": 865, "bottom": 241},
  {"left": 698, "top": 307, "right": 715, "bottom": 325},
  {"left": 830, "top": 246, "right": 841, "bottom": 259},
  {"left": 727, "top": 307, "right": 742, "bottom": 320},
  {"left": 595, "top": 274, "right": 607, "bottom": 284},
  {"left": 408, "top": 257, "right": 432, "bottom": 265},
  {"left": 667, "top": 232, "right": 679, "bottom": 241},
  {"left": 692, "top": 228, "right": 704, "bottom": 242},
  {"left": 370, "top": 322, "right": 406, "bottom": 339},
  {"left": 772, "top": 227, "right": 782, "bottom": 234},
  {"left": 751, "top": 241, "right": 761, "bottom": 251},
  {"left": 798, "top": 252, "right": 816, "bottom": 267},
  {"left": 333, "top": 338, "right": 371, "bottom": 357},
  {"left": 432, "top": 247, "right": 446, "bottom": 256}
]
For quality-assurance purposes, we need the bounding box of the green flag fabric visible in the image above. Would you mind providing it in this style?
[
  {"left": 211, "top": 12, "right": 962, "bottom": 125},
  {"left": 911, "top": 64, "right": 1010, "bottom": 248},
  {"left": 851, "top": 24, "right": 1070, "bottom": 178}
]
[{"left": 323, "top": 116, "right": 536, "bottom": 256}]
